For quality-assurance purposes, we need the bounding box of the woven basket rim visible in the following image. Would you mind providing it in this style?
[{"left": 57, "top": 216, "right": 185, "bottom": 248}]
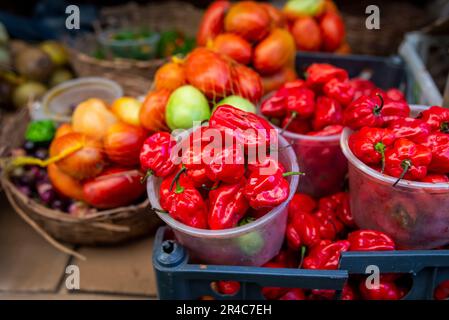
[{"left": 1, "top": 175, "right": 149, "bottom": 225}]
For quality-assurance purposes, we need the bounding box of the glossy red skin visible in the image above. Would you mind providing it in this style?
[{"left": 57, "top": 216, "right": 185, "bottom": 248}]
[
  {"left": 247, "top": 155, "right": 285, "bottom": 176},
  {"left": 283, "top": 87, "right": 315, "bottom": 119},
  {"left": 386, "top": 88, "right": 406, "bottom": 102},
  {"left": 212, "top": 33, "right": 252, "bottom": 65},
  {"left": 82, "top": 168, "right": 145, "bottom": 209},
  {"left": 381, "top": 99, "right": 410, "bottom": 123},
  {"left": 348, "top": 127, "right": 396, "bottom": 165},
  {"left": 159, "top": 169, "right": 193, "bottom": 210},
  {"left": 308, "top": 289, "right": 336, "bottom": 300},
  {"left": 359, "top": 280, "right": 404, "bottom": 300},
  {"left": 343, "top": 94, "right": 385, "bottom": 130},
  {"left": 305, "top": 63, "right": 348, "bottom": 90},
  {"left": 303, "top": 240, "right": 350, "bottom": 270},
  {"left": 261, "top": 94, "right": 287, "bottom": 118},
  {"left": 334, "top": 192, "right": 356, "bottom": 228},
  {"left": 348, "top": 230, "right": 396, "bottom": 251},
  {"left": 196, "top": 1, "right": 230, "bottom": 46},
  {"left": 160, "top": 172, "right": 208, "bottom": 229},
  {"left": 105, "top": 123, "right": 147, "bottom": 167},
  {"left": 185, "top": 48, "right": 233, "bottom": 100},
  {"left": 387, "top": 117, "right": 431, "bottom": 143},
  {"left": 205, "top": 144, "right": 245, "bottom": 184},
  {"left": 279, "top": 288, "right": 306, "bottom": 300},
  {"left": 224, "top": 1, "right": 271, "bottom": 43},
  {"left": 342, "top": 284, "right": 357, "bottom": 300},
  {"left": 312, "top": 96, "right": 343, "bottom": 131},
  {"left": 349, "top": 78, "right": 376, "bottom": 100},
  {"left": 216, "top": 281, "right": 240, "bottom": 295},
  {"left": 243, "top": 170, "right": 289, "bottom": 209},
  {"left": 290, "top": 211, "right": 322, "bottom": 247},
  {"left": 140, "top": 132, "right": 176, "bottom": 177},
  {"left": 208, "top": 179, "right": 249, "bottom": 230},
  {"left": 323, "top": 78, "right": 355, "bottom": 106},
  {"left": 320, "top": 12, "right": 345, "bottom": 52},
  {"left": 186, "top": 167, "right": 210, "bottom": 188},
  {"left": 231, "top": 64, "right": 263, "bottom": 103},
  {"left": 314, "top": 209, "right": 339, "bottom": 241},
  {"left": 209, "top": 104, "right": 276, "bottom": 151},
  {"left": 288, "top": 193, "right": 317, "bottom": 221},
  {"left": 420, "top": 132, "right": 449, "bottom": 173},
  {"left": 419, "top": 106, "right": 449, "bottom": 133},
  {"left": 384, "top": 138, "right": 432, "bottom": 180},
  {"left": 282, "top": 113, "right": 311, "bottom": 134},
  {"left": 419, "top": 174, "right": 449, "bottom": 183}
]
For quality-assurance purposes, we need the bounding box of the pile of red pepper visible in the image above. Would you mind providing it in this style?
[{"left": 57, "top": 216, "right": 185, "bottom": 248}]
[
  {"left": 214, "top": 191, "right": 416, "bottom": 300},
  {"left": 260, "top": 63, "right": 406, "bottom": 136},
  {"left": 140, "top": 105, "right": 301, "bottom": 230},
  {"left": 347, "top": 103, "right": 449, "bottom": 184}
]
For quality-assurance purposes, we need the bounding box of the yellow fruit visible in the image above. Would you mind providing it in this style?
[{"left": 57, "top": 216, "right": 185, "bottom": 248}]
[{"left": 111, "top": 96, "right": 142, "bottom": 126}]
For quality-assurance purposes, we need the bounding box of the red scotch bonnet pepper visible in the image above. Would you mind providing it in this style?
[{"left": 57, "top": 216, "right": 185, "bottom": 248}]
[{"left": 146, "top": 105, "right": 302, "bottom": 231}]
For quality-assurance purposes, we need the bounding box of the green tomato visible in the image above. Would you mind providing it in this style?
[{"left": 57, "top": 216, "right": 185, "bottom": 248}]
[
  {"left": 213, "top": 95, "right": 256, "bottom": 114},
  {"left": 284, "top": 0, "right": 325, "bottom": 17},
  {"left": 166, "top": 85, "right": 210, "bottom": 130},
  {"left": 237, "top": 231, "right": 264, "bottom": 256}
]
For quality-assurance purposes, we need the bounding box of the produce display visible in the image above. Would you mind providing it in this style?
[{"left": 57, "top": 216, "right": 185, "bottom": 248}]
[
  {"left": 259, "top": 62, "right": 406, "bottom": 197},
  {"left": 210, "top": 191, "right": 449, "bottom": 300},
  {"left": 8, "top": 96, "right": 149, "bottom": 215},
  {"left": 96, "top": 29, "right": 195, "bottom": 60},
  {"left": 342, "top": 104, "right": 449, "bottom": 249},
  {"left": 0, "top": 36, "right": 73, "bottom": 109},
  {"left": 142, "top": 47, "right": 262, "bottom": 132},
  {"left": 197, "top": 1, "right": 296, "bottom": 93},
  {"left": 283, "top": 0, "right": 349, "bottom": 54},
  {"left": 141, "top": 105, "right": 301, "bottom": 230}
]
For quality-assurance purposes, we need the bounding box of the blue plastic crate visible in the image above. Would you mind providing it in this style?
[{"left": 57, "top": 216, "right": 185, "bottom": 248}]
[{"left": 153, "top": 227, "right": 449, "bottom": 300}]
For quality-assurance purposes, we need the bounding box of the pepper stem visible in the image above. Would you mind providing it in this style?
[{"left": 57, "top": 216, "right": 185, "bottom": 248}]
[
  {"left": 10, "top": 142, "right": 83, "bottom": 168},
  {"left": 441, "top": 122, "right": 449, "bottom": 134},
  {"left": 140, "top": 169, "right": 154, "bottom": 184},
  {"left": 280, "top": 112, "right": 297, "bottom": 135},
  {"left": 393, "top": 159, "right": 411, "bottom": 187},
  {"left": 282, "top": 171, "right": 305, "bottom": 177},
  {"left": 373, "top": 93, "right": 384, "bottom": 116},
  {"left": 153, "top": 208, "right": 169, "bottom": 214},
  {"left": 299, "top": 245, "right": 306, "bottom": 268},
  {"left": 201, "top": 181, "right": 221, "bottom": 191},
  {"left": 169, "top": 166, "right": 186, "bottom": 193},
  {"left": 374, "top": 142, "right": 386, "bottom": 173}
]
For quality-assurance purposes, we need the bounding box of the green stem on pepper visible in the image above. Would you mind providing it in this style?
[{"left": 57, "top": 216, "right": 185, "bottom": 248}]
[
  {"left": 140, "top": 169, "right": 154, "bottom": 184},
  {"left": 374, "top": 142, "right": 386, "bottom": 173},
  {"left": 299, "top": 245, "right": 307, "bottom": 268},
  {"left": 169, "top": 166, "right": 186, "bottom": 192},
  {"left": 280, "top": 111, "right": 297, "bottom": 135},
  {"left": 393, "top": 159, "right": 411, "bottom": 187},
  {"left": 282, "top": 171, "right": 305, "bottom": 177},
  {"left": 373, "top": 93, "right": 384, "bottom": 116}
]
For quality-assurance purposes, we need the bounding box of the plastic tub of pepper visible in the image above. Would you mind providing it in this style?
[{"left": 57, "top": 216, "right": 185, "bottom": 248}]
[
  {"left": 260, "top": 61, "right": 409, "bottom": 198},
  {"left": 341, "top": 104, "right": 449, "bottom": 249},
  {"left": 146, "top": 105, "right": 300, "bottom": 266}
]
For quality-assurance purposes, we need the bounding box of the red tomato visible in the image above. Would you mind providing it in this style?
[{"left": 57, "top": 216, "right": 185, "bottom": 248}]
[
  {"left": 291, "top": 17, "right": 322, "bottom": 51},
  {"left": 83, "top": 168, "right": 145, "bottom": 209},
  {"left": 319, "top": 12, "right": 345, "bottom": 52},
  {"left": 104, "top": 123, "right": 147, "bottom": 167},
  {"left": 196, "top": 0, "right": 230, "bottom": 46}
]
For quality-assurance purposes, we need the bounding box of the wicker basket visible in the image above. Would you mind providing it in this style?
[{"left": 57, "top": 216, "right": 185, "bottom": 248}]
[
  {"left": 68, "top": 1, "right": 203, "bottom": 96},
  {"left": 341, "top": 1, "right": 434, "bottom": 56},
  {"left": 0, "top": 108, "right": 161, "bottom": 259}
]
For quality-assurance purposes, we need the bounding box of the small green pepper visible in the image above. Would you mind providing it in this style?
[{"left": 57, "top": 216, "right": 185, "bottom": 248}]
[{"left": 25, "top": 120, "right": 56, "bottom": 143}]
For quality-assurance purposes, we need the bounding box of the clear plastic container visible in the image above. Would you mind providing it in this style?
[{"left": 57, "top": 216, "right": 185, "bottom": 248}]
[
  {"left": 147, "top": 133, "right": 299, "bottom": 266},
  {"left": 31, "top": 77, "right": 123, "bottom": 123},
  {"left": 341, "top": 105, "right": 449, "bottom": 249},
  {"left": 281, "top": 130, "right": 347, "bottom": 198}
]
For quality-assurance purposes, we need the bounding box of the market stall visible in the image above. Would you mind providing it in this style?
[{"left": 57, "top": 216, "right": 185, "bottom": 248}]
[{"left": 0, "top": 0, "right": 448, "bottom": 301}]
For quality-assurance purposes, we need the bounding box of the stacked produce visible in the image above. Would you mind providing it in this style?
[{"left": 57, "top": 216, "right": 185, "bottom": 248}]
[
  {"left": 9, "top": 97, "right": 149, "bottom": 215},
  {"left": 96, "top": 29, "right": 195, "bottom": 61},
  {"left": 0, "top": 34, "right": 73, "bottom": 109},
  {"left": 283, "top": 0, "right": 348, "bottom": 54},
  {"left": 212, "top": 191, "right": 416, "bottom": 300},
  {"left": 141, "top": 47, "right": 263, "bottom": 132},
  {"left": 197, "top": 1, "right": 296, "bottom": 93},
  {"left": 141, "top": 105, "right": 301, "bottom": 230},
  {"left": 261, "top": 63, "right": 406, "bottom": 136},
  {"left": 346, "top": 104, "right": 449, "bottom": 184}
]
